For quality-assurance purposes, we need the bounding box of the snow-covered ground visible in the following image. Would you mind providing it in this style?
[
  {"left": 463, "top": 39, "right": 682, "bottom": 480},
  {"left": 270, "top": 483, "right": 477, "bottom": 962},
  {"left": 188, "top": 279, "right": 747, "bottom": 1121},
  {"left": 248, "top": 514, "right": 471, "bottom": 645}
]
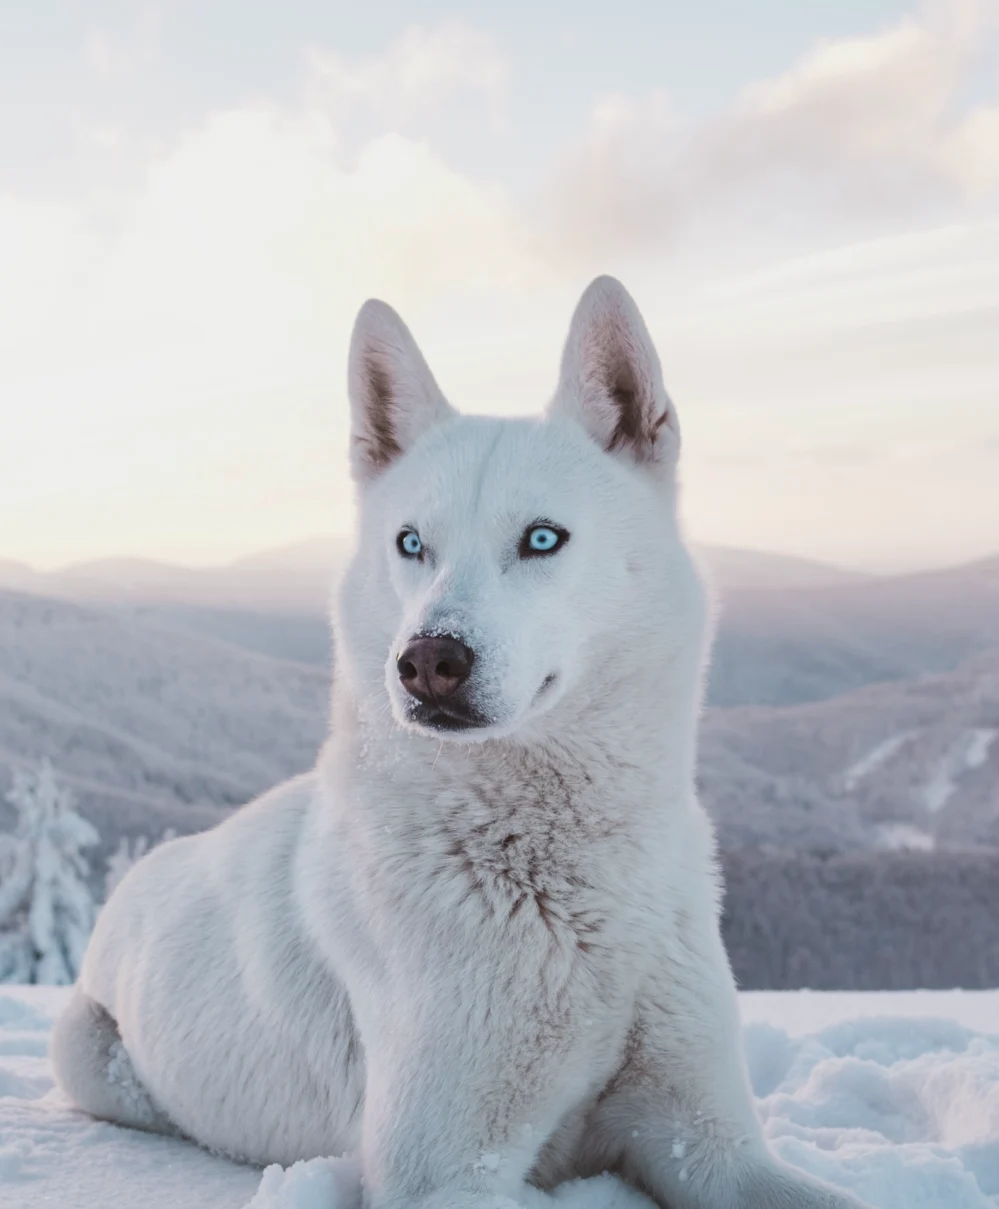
[{"left": 2, "top": 987, "right": 997, "bottom": 1209}]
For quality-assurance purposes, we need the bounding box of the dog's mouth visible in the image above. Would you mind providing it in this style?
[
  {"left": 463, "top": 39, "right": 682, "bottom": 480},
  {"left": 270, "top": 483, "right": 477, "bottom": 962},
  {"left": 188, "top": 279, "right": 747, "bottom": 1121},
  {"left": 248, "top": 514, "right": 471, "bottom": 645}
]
[
  {"left": 398, "top": 674, "right": 561, "bottom": 740},
  {"left": 406, "top": 701, "right": 491, "bottom": 734}
]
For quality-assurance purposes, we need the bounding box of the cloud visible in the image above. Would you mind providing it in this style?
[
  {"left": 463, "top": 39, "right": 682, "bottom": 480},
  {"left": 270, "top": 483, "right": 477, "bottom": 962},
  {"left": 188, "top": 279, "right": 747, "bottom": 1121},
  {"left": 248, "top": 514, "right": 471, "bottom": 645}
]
[
  {"left": 0, "top": 21, "right": 541, "bottom": 565},
  {"left": 0, "top": 19, "right": 528, "bottom": 384},
  {"left": 0, "top": 196, "right": 103, "bottom": 373},
  {"left": 546, "top": 0, "right": 999, "bottom": 260},
  {"left": 303, "top": 21, "right": 509, "bottom": 134},
  {"left": 92, "top": 108, "right": 525, "bottom": 353},
  {"left": 0, "top": 99, "right": 534, "bottom": 441}
]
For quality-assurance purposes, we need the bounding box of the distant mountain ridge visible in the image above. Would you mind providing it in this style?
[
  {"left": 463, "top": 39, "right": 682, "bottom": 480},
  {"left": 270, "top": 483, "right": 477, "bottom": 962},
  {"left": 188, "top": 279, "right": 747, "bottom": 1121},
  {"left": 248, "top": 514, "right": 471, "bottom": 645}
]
[
  {"left": 0, "top": 538, "right": 349, "bottom": 616},
  {"left": 701, "top": 646, "right": 999, "bottom": 852},
  {"left": 0, "top": 588, "right": 328, "bottom": 865},
  {"left": 697, "top": 546, "right": 871, "bottom": 591},
  {"left": 709, "top": 553, "right": 999, "bottom": 706}
]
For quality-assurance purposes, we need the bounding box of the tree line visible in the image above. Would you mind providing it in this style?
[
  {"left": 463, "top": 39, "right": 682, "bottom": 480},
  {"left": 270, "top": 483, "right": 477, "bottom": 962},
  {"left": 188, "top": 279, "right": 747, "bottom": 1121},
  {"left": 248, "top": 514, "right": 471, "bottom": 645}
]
[{"left": 721, "top": 847, "right": 999, "bottom": 990}]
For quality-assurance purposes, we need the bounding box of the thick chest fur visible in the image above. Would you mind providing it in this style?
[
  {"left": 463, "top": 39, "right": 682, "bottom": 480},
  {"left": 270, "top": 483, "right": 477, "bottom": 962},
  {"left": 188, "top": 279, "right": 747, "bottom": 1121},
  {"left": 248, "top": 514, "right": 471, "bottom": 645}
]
[{"left": 315, "top": 741, "right": 675, "bottom": 1032}]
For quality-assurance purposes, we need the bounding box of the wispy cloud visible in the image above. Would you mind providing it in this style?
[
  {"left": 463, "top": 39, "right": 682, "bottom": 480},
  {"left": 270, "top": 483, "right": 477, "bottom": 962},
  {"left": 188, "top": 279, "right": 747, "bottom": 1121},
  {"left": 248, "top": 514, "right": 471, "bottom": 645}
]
[
  {"left": 304, "top": 21, "right": 510, "bottom": 133},
  {"left": 545, "top": 0, "right": 999, "bottom": 260}
]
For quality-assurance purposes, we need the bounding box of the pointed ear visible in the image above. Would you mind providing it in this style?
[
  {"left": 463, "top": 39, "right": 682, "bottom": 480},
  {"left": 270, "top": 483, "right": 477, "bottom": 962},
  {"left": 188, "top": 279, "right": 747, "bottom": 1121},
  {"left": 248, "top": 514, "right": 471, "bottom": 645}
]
[
  {"left": 548, "top": 276, "right": 679, "bottom": 471},
  {"left": 348, "top": 299, "right": 456, "bottom": 481}
]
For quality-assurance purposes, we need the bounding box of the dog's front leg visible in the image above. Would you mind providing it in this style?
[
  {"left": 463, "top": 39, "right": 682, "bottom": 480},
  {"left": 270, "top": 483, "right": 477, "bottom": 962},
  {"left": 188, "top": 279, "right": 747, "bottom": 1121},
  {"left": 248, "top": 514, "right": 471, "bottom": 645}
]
[
  {"left": 589, "top": 905, "right": 872, "bottom": 1209},
  {"left": 357, "top": 991, "right": 589, "bottom": 1209}
]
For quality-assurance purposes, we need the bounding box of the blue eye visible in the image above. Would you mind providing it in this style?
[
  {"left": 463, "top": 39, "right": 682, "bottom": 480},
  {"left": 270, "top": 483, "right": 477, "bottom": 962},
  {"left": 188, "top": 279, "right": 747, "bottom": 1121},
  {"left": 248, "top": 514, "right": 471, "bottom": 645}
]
[
  {"left": 397, "top": 530, "right": 423, "bottom": 559},
  {"left": 530, "top": 527, "right": 559, "bottom": 551},
  {"left": 520, "top": 523, "right": 569, "bottom": 559}
]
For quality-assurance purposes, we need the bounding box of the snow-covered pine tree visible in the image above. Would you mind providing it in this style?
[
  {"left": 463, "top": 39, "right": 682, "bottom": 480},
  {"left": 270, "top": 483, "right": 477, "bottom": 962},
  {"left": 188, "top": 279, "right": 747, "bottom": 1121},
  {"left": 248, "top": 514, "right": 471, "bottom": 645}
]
[
  {"left": 1, "top": 761, "right": 99, "bottom": 984},
  {"left": 0, "top": 827, "right": 33, "bottom": 982}
]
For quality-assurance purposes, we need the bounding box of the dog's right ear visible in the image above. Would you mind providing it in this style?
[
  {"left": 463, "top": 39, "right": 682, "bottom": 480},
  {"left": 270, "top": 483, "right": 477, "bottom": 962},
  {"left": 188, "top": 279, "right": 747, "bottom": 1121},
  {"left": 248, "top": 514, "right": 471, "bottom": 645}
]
[
  {"left": 548, "top": 276, "right": 679, "bottom": 473},
  {"left": 348, "top": 300, "right": 456, "bottom": 482}
]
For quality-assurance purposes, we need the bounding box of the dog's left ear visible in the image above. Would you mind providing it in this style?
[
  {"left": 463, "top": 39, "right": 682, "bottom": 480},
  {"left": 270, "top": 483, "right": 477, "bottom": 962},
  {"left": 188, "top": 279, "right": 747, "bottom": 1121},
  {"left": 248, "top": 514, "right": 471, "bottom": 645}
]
[
  {"left": 348, "top": 299, "right": 456, "bottom": 482},
  {"left": 548, "top": 276, "right": 679, "bottom": 471}
]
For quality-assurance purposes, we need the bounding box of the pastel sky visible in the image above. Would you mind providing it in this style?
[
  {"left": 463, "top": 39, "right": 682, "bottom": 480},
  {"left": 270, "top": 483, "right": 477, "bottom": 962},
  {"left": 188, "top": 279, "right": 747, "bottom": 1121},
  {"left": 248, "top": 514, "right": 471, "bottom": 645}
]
[{"left": 3, "top": 0, "right": 999, "bottom": 572}]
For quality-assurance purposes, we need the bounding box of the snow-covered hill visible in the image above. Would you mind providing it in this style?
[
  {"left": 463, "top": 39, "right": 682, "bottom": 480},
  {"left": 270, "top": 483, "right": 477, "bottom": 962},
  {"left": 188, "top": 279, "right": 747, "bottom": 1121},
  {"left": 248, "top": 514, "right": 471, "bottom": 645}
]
[
  {"left": 710, "top": 553, "right": 999, "bottom": 706},
  {"left": 2, "top": 985, "right": 996, "bottom": 1208},
  {"left": 0, "top": 589, "right": 328, "bottom": 861},
  {"left": 702, "top": 647, "right": 999, "bottom": 850},
  {"left": 0, "top": 537, "right": 348, "bottom": 616},
  {"left": 699, "top": 545, "right": 871, "bottom": 591}
]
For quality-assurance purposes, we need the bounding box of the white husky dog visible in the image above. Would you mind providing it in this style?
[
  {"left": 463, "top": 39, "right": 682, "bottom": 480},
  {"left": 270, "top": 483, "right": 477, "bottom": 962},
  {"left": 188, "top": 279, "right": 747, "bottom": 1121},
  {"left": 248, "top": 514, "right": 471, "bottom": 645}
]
[{"left": 53, "top": 278, "right": 869, "bottom": 1209}]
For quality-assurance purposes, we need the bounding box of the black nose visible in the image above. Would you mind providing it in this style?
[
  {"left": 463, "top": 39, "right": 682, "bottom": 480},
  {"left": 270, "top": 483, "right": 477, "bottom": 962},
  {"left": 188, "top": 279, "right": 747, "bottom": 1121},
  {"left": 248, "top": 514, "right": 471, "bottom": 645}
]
[{"left": 397, "top": 635, "right": 475, "bottom": 702}]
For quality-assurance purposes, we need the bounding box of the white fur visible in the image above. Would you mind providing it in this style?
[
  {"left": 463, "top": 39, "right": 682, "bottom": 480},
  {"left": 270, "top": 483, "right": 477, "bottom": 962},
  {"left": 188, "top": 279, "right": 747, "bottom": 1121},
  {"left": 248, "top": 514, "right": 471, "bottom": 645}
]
[{"left": 53, "top": 277, "right": 871, "bottom": 1209}]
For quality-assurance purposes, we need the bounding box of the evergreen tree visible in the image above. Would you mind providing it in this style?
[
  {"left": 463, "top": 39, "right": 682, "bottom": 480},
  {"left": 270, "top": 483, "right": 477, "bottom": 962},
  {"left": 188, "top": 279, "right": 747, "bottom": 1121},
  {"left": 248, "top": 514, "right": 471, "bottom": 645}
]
[
  {"left": 0, "top": 761, "right": 99, "bottom": 984},
  {"left": 0, "top": 827, "right": 33, "bottom": 982}
]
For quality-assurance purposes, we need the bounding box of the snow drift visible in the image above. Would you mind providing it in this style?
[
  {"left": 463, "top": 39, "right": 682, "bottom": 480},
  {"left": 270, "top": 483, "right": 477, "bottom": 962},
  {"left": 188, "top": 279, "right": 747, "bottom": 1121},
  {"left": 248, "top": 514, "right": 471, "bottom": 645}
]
[{"left": 1, "top": 988, "right": 997, "bottom": 1208}]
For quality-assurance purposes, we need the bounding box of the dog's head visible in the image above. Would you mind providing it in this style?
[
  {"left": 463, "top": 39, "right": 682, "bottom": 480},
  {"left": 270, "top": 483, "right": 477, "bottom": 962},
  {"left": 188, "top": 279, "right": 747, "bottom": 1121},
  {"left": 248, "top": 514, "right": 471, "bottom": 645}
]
[{"left": 334, "top": 276, "right": 707, "bottom": 744}]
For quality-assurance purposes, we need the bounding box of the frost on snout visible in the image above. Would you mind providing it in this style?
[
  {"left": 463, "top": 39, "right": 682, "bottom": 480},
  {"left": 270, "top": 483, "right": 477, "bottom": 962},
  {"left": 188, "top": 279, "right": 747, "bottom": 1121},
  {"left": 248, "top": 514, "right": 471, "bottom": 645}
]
[
  {"left": 384, "top": 619, "right": 563, "bottom": 741},
  {"left": 395, "top": 634, "right": 485, "bottom": 733},
  {"left": 383, "top": 615, "right": 498, "bottom": 736}
]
